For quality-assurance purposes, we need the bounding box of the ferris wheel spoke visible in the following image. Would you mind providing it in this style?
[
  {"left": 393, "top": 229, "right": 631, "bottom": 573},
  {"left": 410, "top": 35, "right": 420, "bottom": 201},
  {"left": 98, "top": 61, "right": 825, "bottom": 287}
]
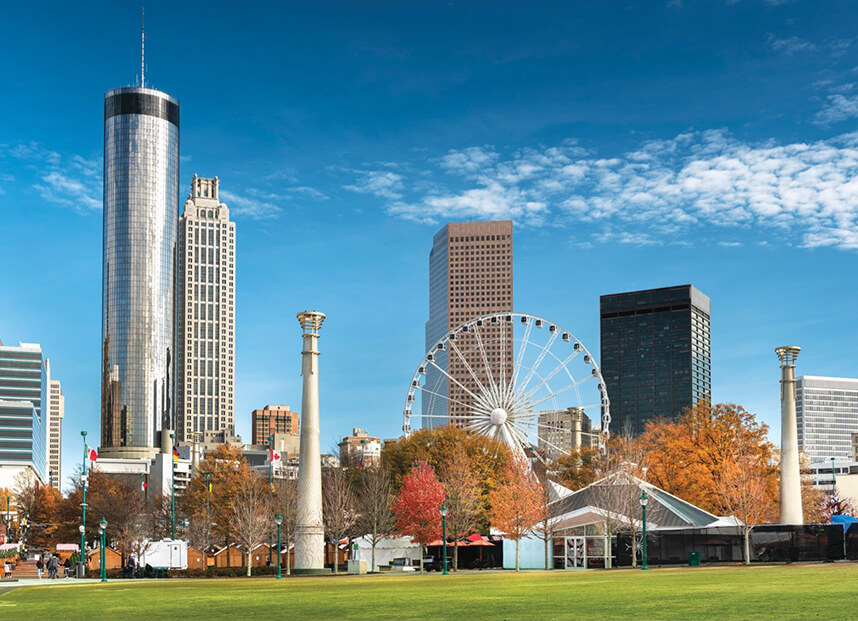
[
  {"left": 472, "top": 321, "right": 500, "bottom": 405},
  {"left": 414, "top": 384, "right": 488, "bottom": 414},
  {"left": 506, "top": 317, "right": 533, "bottom": 405},
  {"left": 448, "top": 338, "right": 493, "bottom": 403},
  {"left": 515, "top": 330, "right": 559, "bottom": 397},
  {"left": 427, "top": 359, "right": 491, "bottom": 409},
  {"left": 500, "top": 319, "right": 508, "bottom": 400},
  {"left": 518, "top": 364, "right": 590, "bottom": 408}
]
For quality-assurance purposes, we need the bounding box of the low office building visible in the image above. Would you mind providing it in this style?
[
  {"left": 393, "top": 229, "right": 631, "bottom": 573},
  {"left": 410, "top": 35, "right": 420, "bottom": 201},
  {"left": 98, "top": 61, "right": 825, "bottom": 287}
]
[
  {"left": 338, "top": 428, "right": 381, "bottom": 467},
  {"left": 0, "top": 340, "right": 48, "bottom": 488},
  {"left": 251, "top": 405, "right": 299, "bottom": 445},
  {"left": 538, "top": 408, "right": 595, "bottom": 460}
]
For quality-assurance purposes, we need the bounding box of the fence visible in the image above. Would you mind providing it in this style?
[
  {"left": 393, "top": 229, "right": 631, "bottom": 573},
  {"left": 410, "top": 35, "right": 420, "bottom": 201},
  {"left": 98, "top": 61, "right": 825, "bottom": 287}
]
[{"left": 615, "top": 524, "right": 846, "bottom": 567}]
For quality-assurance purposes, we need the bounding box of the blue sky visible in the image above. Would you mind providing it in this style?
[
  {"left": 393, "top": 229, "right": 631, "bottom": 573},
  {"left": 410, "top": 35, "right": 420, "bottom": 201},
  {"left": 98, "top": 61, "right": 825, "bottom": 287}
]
[{"left": 1, "top": 1, "right": 857, "bottom": 488}]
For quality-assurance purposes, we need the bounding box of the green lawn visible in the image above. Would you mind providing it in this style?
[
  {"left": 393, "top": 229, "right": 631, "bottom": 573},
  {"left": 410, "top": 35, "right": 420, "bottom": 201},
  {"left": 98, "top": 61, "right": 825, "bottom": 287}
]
[{"left": 3, "top": 564, "right": 856, "bottom": 620}]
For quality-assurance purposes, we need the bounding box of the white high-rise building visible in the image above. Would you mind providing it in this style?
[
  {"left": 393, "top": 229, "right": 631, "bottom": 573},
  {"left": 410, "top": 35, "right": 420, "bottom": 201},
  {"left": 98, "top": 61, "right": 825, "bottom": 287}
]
[
  {"left": 796, "top": 376, "right": 858, "bottom": 463},
  {"left": 45, "top": 359, "right": 64, "bottom": 488},
  {"left": 176, "top": 176, "right": 236, "bottom": 442}
]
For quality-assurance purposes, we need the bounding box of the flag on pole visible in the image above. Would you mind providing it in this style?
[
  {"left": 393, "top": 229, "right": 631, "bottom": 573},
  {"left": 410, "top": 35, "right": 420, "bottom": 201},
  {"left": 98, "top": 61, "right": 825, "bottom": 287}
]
[
  {"left": 172, "top": 447, "right": 179, "bottom": 462},
  {"left": 141, "top": 480, "right": 147, "bottom": 492},
  {"left": 357, "top": 451, "right": 365, "bottom": 476},
  {"left": 87, "top": 446, "right": 98, "bottom": 462},
  {"left": 269, "top": 449, "right": 282, "bottom": 463},
  {"left": 207, "top": 480, "right": 212, "bottom": 493}
]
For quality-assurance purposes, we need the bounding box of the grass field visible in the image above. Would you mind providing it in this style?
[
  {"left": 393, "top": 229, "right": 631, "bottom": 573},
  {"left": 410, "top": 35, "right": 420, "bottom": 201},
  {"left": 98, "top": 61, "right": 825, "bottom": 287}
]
[{"left": 3, "top": 564, "right": 856, "bottom": 620}]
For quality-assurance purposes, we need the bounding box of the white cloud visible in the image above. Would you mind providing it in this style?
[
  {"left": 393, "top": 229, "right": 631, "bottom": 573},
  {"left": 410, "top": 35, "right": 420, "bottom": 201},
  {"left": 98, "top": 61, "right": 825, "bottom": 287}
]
[
  {"left": 376, "top": 130, "right": 858, "bottom": 250},
  {"left": 815, "top": 94, "right": 858, "bottom": 125},
  {"left": 219, "top": 189, "right": 282, "bottom": 220},
  {"left": 767, "top": 35, "right": 817, "bottom": 55},
  {"left": 287, "top": 186, "right": 329, "bottom": 200},
  {"left": 34, "top": 171, "right": 101, "bottom": 211},
  {"left": 343, "top": 170, "right": 404, "bottom": 199}
]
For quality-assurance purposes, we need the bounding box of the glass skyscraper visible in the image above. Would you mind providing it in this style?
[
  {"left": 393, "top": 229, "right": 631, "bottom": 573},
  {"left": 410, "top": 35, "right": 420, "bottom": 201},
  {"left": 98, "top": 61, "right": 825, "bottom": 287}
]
[
  {"left": 101, "top": 86, "right": 180, "bottom": 458},
  {"left": 600, "top": 285, "right": 711, "bottom": 436},
  {"left": 0, "top": 341, "right": 48, "bottom": 487}
]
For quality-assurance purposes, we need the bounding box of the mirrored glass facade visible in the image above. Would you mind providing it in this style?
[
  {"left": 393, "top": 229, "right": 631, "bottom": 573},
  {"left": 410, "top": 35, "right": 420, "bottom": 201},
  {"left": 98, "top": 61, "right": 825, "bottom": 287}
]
[
  {"left": 796, "top": 376, "right": 858, "bottom": 463},
  {"left": 101, "top": 87, "right": 179, "bottom": 456},
  {"left": 600, "top": 284, "right": 711, "bottom": 436}
]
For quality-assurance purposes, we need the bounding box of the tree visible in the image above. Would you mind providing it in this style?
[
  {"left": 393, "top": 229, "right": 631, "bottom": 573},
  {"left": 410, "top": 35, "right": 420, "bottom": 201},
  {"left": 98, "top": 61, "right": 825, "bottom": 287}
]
[
  {"left": 272, "top": 477, "right": 298, "bottom": 575},
  {"left": 489, "top": 456, "right": 544, "bottom": 572},
  {"left": 551, "top": 446, "right": 604, "bottom": 491},
  {"left": 714, "top": 438, "right": 778, "bottom": 564},
  {"left": 383, "top": 426, "right": 511, "bottom": 527},
  {"left": 440, "top": 448, "right": 482, "bottom": 571},
  {"left": 230, "top": 475, "right": 270, "bottom": 576},
  {"left": 322, "top": 467, "right": 357, "bottom": 574},
  {"left": 639, "top": 402, "right": 777, "bottom": 514},
  {"left": 355, "top": 467, "right": 396, "bottom": 573},
  {"left": 182, "top": 444, "right": 251, "bottom": 565},
  {"left": 392, "top": 460, "right": 445, "bottom": 573},
  {"left": 532, "top": 463, "right": 555, "bottom": 570}
]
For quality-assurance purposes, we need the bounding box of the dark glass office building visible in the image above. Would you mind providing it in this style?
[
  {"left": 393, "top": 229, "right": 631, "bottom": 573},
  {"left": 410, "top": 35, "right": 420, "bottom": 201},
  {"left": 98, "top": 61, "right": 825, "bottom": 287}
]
[{"left": 600, "top": 285, "right": 711, "bottom": 436}]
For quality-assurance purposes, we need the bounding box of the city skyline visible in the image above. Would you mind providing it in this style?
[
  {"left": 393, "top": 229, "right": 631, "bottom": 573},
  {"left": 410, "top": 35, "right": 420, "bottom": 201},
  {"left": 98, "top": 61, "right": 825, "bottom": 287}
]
[{"left": 1, "top": 1, "right": 858, "bottom": 487}]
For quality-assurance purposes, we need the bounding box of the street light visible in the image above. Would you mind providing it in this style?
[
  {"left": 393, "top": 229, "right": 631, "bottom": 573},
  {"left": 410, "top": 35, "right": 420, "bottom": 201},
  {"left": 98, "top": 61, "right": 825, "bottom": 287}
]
[
  {"left": 275, "top": 513, "right": 283, "bottom": 579},
  {"left": 440, "top": 502, "right": 448, "bottom": 575},
  {"left": 170, "top": 432, "right": 176, "bottom": 541},
  {"left": 831, "top": 457, "right": 837, "bottom": 498},
  {"left": 99, "top": 517, "right": 108, "bottom": 583},
  {"left": 80, "top": 430, "right": 88, "bottom": 568},
  {"left": 639, "top": 490, "right": 649, "bottom": 571},
  {"left": 78, "top": 524, "right": 86, "bottom": 578},
  {"left": 205, "top": 472, "right": 211, "bottom": 563}
]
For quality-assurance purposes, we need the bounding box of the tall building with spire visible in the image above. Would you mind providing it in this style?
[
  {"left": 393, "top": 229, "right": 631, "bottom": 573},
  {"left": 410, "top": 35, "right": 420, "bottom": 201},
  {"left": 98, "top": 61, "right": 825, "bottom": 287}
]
[
  {"left": 100, "top": 51, "right": 180, "bottom": 457},
  {"left": 175, "top": 176, "right": 236, "bottom": 441}
]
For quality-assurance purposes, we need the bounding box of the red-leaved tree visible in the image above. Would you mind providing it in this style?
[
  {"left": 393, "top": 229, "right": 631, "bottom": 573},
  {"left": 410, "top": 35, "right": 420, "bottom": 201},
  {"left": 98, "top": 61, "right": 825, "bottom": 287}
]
[
  {"left": 392, "top": 460, "right": 446, "bottom": 573},
  {"left": 489, "top": 456, "right": 545, "bottom": 572}
]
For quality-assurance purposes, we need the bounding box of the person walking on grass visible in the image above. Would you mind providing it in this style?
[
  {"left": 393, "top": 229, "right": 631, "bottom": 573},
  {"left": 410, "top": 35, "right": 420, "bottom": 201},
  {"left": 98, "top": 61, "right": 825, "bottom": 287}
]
[
  {"left": 48, "top": 554, "right": 59, "bottom": 579},
  {"left": 36, "top": 557, "right": 44, "bottom": 579}
]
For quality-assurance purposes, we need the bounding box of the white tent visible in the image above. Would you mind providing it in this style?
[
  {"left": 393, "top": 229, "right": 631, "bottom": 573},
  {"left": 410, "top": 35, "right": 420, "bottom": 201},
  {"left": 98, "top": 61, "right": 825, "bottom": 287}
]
[{"left": 352, "top": 535, "right": 420, "bottom": 572}]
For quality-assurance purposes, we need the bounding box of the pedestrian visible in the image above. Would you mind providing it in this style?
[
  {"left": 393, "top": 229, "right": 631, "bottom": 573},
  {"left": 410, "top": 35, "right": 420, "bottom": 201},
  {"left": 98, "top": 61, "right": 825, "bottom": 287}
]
[
  {"left": 63, "top": 556, "right": 71, "bottom": 578},
  {"left": 125, "top": 554, "right": 136, "bottom": 578},
  {"left": 36, "top": 557, "right": 44, "bottom": 579},
  {"left": 48, "top": 555, "right": 59, "bottom": 579},
  {"left": 2, "top": 561, "right": 9, "bottom": 578}
]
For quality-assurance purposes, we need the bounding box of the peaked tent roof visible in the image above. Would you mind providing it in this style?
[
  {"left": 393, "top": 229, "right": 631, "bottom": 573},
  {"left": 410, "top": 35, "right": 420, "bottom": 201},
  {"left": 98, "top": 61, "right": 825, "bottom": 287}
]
[{"left": 550, "top": 472, "right": 719, "bottom": 530}]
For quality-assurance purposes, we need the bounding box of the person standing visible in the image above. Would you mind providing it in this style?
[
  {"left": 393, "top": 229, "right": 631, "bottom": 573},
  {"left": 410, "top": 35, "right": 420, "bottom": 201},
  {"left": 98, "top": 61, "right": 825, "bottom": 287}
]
[{"left": 36, "top": 557, "right": 43, "bottom": 579}]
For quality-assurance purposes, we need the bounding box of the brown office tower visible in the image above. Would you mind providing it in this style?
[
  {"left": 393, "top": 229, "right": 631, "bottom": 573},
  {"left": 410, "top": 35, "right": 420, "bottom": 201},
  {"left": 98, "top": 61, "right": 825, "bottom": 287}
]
[
  {"left": 424, "top": 220, "right": 513, "bottom": 428},
  {"left": 252, "top": 405, "right": 300, "bottom": 445}
]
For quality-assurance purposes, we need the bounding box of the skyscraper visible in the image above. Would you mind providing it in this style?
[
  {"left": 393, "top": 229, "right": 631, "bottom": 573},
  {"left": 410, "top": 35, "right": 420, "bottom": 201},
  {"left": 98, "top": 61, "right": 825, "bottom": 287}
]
[
  {"left": 600, "top": 284, "right": 711, "bottom": 436},
  {"left": 101, "top": 85, "right": 180, "bottom": 458},
  {"left": 45, "top": 359, "right": 63, "bottom": 488},
  {"left": 0, "top": 341, "right": 48, "bottom": 488},
  {"left": 424, "top": 220, "right": 513, "bottom": 427},
  {"left": 176, "top": 176, "right": 236, "bottom": 441},
  {"left": 796, "top": 376, "right": 858, "bottom": 463}
]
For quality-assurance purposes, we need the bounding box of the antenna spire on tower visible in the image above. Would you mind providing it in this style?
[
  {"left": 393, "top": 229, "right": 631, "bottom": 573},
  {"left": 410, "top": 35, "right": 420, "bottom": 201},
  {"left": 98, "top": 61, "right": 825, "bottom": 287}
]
[{"left": 141, "top": 7, "right": 146, "bottom": 88}]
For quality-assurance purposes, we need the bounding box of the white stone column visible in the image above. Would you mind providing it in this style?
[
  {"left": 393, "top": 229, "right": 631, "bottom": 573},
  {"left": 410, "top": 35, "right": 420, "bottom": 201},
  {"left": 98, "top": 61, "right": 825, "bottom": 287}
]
[
  {"left": 776, "top": 346, "right": 803, "bottom": 524},
  {"left": 295, "top": 311, "right": 326, "bottom": 572}
]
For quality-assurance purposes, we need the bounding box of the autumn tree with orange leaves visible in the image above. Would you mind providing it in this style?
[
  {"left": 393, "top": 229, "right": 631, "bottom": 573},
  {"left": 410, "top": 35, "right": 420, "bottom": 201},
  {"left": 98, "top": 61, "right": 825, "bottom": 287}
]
[
  {"left": 392, "top": 460, "right": 445, "bottom": 573},
  {"left": 489, "top": 456, "right": 545, "bottom": 572},
  {"left": 639, "top": 402, "right": 778, "bottom": 515}
]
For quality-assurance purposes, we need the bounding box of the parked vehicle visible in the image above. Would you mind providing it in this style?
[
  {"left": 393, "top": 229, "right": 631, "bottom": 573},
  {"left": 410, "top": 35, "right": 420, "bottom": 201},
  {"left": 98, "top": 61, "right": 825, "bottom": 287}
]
[
  {"left": 422, "top": 556, "right": 444, "bottom": 572},
  {"left": 390, "top": 557, "right": 416, "bottom": 572}
]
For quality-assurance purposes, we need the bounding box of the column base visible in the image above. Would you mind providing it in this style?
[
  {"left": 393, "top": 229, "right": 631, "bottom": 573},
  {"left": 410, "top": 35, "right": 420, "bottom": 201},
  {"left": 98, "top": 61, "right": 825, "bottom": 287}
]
[{"left": 291, "top": 568, "right": 333, "bottom": 575}]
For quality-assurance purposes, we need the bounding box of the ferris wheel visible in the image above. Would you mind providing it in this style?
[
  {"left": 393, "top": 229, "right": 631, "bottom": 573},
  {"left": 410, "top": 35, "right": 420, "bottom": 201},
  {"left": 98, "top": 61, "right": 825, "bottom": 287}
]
[{"left": 403, "top": 312, "right": 611, "bottom": 459}]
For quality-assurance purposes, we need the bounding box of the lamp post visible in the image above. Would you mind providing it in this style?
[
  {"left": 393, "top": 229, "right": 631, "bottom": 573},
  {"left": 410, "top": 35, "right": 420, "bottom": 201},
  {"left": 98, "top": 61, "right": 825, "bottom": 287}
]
[
  {"left": 831, "top": 457, "right": 837, "bottom": 498},
  {"left": 99, "top": 517, "right": 108, "bottom": 582},
  {"left": 170, "top": 432, "right": 176, "bottom": 541},
  {"left": 80, "top": 430, "right": 88, "bottom": 567},
  {"left": 269, "top": 433, "right": 274, "bottom": 564},
  {"left": 440, "top": 502, "right": 448, "bottom": 575},
  {"left": 78, "top": 524, "right": 85, "bottom": 577},
  {"left": 205, "top": 472, "right": 211, "bottom": 559},
  {"left": 639, "top": 490, "right": 649, "bottom": 571},
  {"left": 275, "top": 513, "right": 283, "bottom": 579}
]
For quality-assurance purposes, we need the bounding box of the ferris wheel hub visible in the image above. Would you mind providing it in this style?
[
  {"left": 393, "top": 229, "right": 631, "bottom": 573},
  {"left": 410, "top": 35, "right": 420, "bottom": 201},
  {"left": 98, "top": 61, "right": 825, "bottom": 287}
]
[{"left": 490, "top": 408, "right": 508, "bottom": 426}]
